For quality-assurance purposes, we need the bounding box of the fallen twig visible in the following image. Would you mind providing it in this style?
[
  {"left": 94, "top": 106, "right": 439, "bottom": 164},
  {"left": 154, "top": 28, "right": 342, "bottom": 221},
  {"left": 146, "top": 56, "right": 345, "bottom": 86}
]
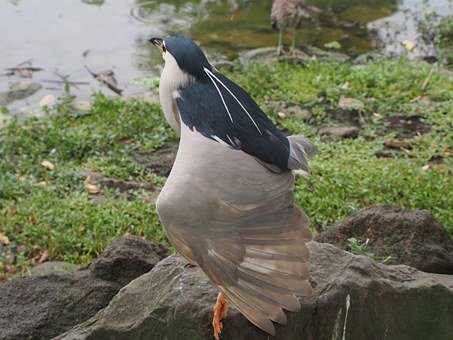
[
  {"left": 84, "top": 65, "right": 123, "bottom": 95},
  {"left": 41, "top": 80, "right": 89, "bottom": 86}
]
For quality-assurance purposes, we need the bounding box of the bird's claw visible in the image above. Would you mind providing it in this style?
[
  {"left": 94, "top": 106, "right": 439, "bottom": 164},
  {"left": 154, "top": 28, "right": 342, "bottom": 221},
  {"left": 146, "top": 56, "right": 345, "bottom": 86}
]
[{"left": 212, "top": 292, "right": 228, "bottom": 340}]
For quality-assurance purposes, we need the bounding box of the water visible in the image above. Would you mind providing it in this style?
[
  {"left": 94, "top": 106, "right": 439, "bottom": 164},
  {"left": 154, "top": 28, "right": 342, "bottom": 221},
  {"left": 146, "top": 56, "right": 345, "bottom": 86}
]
[{"left": 0, "top": 0, "right": 451, "bottom": 117}]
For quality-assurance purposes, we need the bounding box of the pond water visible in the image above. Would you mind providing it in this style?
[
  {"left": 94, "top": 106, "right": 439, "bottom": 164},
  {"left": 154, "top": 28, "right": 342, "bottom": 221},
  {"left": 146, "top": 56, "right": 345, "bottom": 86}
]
[{"left": 0, "top": 0, "right": 452, "bottom": 117}]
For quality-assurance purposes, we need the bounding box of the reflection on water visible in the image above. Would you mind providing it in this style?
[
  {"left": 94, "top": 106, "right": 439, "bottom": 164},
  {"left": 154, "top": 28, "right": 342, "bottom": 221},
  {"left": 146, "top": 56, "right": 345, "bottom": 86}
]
[{"left": 0, "top": 0, "right": 450, "bottom": 116}]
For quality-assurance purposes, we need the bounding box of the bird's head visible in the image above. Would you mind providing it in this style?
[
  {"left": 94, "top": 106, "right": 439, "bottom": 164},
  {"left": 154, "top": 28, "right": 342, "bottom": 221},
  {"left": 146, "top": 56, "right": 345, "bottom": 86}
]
[{"left": 149, "top": 36, "right": 212, "bottom": 83}]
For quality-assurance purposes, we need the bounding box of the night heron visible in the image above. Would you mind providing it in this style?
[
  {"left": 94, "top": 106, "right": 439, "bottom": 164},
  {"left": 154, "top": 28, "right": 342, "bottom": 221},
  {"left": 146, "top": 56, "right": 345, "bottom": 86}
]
[
  {"left": 271, "top": 0, "right": 313, "bottom": 55},
  {"left": 150, "top": 36, "right": 315, "bottom": 339}
]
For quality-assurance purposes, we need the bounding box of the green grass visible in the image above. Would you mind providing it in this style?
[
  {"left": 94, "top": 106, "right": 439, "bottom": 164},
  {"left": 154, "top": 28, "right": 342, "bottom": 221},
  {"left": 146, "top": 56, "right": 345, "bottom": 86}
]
[{"left": 1, "top": 57, "right": 452, "bottom": 278}]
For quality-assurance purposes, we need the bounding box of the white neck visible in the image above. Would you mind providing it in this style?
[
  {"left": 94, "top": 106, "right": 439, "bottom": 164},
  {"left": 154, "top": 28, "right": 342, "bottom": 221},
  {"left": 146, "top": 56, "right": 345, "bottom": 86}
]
[{"left": 159, "top": 52, "right": 192, "bottom": 134}]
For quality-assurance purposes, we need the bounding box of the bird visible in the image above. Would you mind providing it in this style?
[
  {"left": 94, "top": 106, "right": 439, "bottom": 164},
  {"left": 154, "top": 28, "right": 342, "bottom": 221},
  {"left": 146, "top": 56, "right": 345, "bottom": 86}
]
[
  {"left": 149, "top": 36, "right": 315, "bottom": 339},
  {"left": 271, "top": 0, "right": 313, "bottom": 55}
]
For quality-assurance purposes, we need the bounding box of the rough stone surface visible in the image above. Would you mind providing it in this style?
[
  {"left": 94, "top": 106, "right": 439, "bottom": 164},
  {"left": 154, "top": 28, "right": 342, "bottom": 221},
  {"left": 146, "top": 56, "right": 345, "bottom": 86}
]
[
  {"left": 239, "top": 45, "right": 349, "bottom": 65},
  {"left": 89, "top": 235, "right": 169, "bottom": 286},
  {"left": 0, "top": 81, "right": 42, "bottom": 106},
  {"left": 0, "top": 271, "right": 119, "bottom": 340},
  {"left": 239, "top": 47, "right": 310, "bottom": 65},
  {"left": 57, "top": 242, "right": 453, "bottom": 340},
  {"left": 0, "top": 236, "right": 168, "bottom": 340},
  {"left": 319, "top": 125, "right": 360, "bottom": 139},
  {"left": 316, "top": 205, "right": 453, "bottom": 275},
  {"left": 27, "top": 261, "right": 80, "bottom": 277}
]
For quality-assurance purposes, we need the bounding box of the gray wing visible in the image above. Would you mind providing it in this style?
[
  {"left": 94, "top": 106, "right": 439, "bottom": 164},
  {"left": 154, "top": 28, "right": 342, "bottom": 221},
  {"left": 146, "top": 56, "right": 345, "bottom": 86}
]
[{"left": 157, "top": 126, "right": 313, "bottom": 335}]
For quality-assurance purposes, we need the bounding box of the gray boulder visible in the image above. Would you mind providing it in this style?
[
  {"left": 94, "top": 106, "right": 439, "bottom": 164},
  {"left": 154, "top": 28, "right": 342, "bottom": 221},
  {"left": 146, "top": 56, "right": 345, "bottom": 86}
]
[
  {"left": 0, "top": 236, "right": 168, "bottom": 340},
  {"left": 316, "top": 205, "right": 453, "bottom": 274},
  {"left": 0, "top": 81, "right": 42, "bottom": 106},
  {"left": 56, "top": 242, "right": 453, "bottom": 340},
  {"left": 319, "top": 126, "right": 360, "bottom": 139},
  {"left": 89, "top": 235, "right": 169, "bottom": 286},
  {"left": 27, "top": 261, "right": 80, "bottom": 277}
]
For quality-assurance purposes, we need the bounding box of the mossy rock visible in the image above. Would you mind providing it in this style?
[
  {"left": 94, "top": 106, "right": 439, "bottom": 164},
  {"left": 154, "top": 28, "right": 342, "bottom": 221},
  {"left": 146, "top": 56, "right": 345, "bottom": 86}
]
[{"left": 437, "top": 15, "right": 453, "bottom": 67}]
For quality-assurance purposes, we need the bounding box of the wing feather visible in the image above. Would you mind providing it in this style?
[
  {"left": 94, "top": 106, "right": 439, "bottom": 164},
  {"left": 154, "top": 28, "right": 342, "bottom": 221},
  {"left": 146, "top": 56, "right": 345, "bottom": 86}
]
[{"left": 176, "top": 73, "right": 292, "bottom": 170}]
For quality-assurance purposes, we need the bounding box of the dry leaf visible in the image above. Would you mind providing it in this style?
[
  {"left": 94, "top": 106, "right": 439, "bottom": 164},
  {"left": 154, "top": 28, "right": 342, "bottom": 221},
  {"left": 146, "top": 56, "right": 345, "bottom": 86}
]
[
  {"left": 384, "top": 139, "right": 411, "bottom": 150},
  {"left": 403, "top": 40, "right": 415, "bottom": 52},
  {"left": 40, "top": 160, "right": 55, "bottom": 170},
  {"left": 84, "top": 177, "right": 101, "bottom": 194},
  {"left": 85, "top": 183, "right": 101, "bottom": 194},
  {"left": 277, "top": 111, "right": 287, "bottom": 119},
  {"left": 0, "top": 232, "right": 10, "bottom": 245},
  {"left": 422, "top": 164, "right": 431, "bottom": 171},
  {"left": 37, "top": 250, "right": 49, "bottom": 264}
]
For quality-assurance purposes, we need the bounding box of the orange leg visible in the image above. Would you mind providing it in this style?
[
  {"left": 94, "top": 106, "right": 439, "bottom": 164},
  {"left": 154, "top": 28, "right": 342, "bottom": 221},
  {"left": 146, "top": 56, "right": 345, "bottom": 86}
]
[{"left": 212, "top": 292, "right": 229, "bottom": 340}]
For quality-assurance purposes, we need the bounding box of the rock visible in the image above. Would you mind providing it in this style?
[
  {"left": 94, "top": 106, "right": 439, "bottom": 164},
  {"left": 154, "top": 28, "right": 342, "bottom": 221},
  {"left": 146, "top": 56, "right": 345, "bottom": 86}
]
[
  {"left": 315, "top": 205, "right": 453, "bottom": 275},
  {"left": 239, "top": 45, "right": 349, "bottom": 66},
  {"left": 239, "top": 47, "right": 310, "bottom": 65},
  {"left": 89, "top": 236, "right": 169, "bottom": 286},
  {"left": 56, "top": 242, "right": 453, "bottom": 340},
  {"left": 211, "top": 59, "right": 235, "bottom": 71},
  {"left": 0, "top": 271, "right": 119, "bottom": 340},
  {"left": 134, "top": 142, "right": 178, "bottom": 177},
  {"left": 353, "top": 52, "right": 385, "bottom": 65},
  {"left": 0, "top": 81, "right": 42, "bottom": 106},
  {"left": 27, "top": 261, "right": 80, "bottom": 277},
  {"left": 319, "top": 126, "right": 360, "bottom": 139},
  {"left": 0, "top": 236, "right": 168, "bottom": 340},
  {"left": 239, "top": 47, "right": 280, "bottom": 64},
  {"left": 73, "top": 101, "right": 91, "bottom": 112},
  {"left": 437, "top": 16, "right": 453, "bottom": 67},
  {"left": 39, "top": 94, "right": 56, "bottom": 108},
  {"left": 300, "top": 45, "right": 350, "bottom": 62}
]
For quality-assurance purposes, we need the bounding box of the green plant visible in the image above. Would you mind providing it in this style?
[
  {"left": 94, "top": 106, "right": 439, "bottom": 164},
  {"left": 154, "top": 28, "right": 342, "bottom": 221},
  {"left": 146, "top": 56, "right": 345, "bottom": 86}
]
[{"left": 347, "top": 238, "right": 393, "bottom": 264}]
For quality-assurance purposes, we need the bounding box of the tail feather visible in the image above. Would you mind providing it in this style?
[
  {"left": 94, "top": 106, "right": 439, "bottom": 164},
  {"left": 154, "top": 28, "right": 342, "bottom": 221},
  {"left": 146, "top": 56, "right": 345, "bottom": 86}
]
[
  {"left": 287, "top": 135, "right": 317, "bottom": 171},
  {"left": 202, "top": 208, "right": 313, "bottom": 335},
  {"left": 223, "top": 288, "right": 277, "bottom": 335},
  {"left": 226, "top": 285, "right": 287, "bottom": 325}
]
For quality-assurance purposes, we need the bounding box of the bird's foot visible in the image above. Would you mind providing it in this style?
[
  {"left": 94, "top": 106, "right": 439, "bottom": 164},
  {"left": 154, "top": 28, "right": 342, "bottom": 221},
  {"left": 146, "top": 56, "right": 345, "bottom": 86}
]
[{"left": 212, "top": 292, "right": 229, "bottom": 340}]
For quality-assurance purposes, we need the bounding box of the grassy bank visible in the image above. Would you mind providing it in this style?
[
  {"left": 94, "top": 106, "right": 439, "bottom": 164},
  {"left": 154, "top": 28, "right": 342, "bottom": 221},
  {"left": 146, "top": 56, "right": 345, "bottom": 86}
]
[{"left": 1, "top": 58, "right": 452, "bottom": 279}]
